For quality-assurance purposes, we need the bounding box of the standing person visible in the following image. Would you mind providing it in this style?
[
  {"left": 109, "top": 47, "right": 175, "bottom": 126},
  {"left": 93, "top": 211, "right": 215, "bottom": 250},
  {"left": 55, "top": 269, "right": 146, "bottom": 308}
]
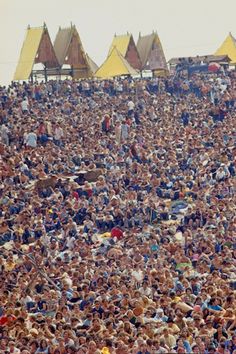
[
  {"left": 181, "top": 109, "right": 190, "bottom": 126},
  {"left": 37, "top": 121, "right": 48, "bottom": 145},
  {"left": 45, "top": 119, "right": 52, "bottom": 137},
  {"left": 115, "top": 121, "right": 121, "bottom": 144},
  {"left": 53, "top": 123, "right": 64, "bottom": 147},
  {"left": 128, "top": 98, "right": 135, "bottom": 117},
  {"left": 25, "top": 130, "right": 37, "bottom": 148},
  {"left": 21, "top": 97, "right": 29, "bottom": 114},
  {"left": 121, "top": 120, "right": 129, "bottom": 142},
  {"left": 0, "top": 124, "right": 10, "bottom": 145},
  {"left": 102, "top": 115, "right": 111, "bottom": 133}
]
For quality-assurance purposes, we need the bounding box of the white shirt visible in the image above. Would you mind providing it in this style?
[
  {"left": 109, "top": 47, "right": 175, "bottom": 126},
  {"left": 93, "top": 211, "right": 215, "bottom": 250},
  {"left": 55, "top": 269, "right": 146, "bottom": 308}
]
[
  {"left": 21, "top": 100, "right": 29, "bottom": 111},
  {"left": 54, "top": 127, "right": 64, "bottom": 140},
  {"left": 8, "top": 347, "right": 20, "bottom": 353},
  {"left": 128, "top": 100, "right": 135, "bottom": 110},
  {"left": 131, "top": 269, "right": 143, "bottom": 282},
  {"left": 0, "top": 124, "right": 9, "bottom": 135},
  {"left": 66, "top": 236, "right": 76, "bottom": 250},
  {"left": 139, "top": 286, "right": 152, "bottom": 297},
  {"left": 41, "top": 233, "right": 51, "bottom": 246},
  {"left": 25, "top": 132, "right": 37, "bottom": 147}
]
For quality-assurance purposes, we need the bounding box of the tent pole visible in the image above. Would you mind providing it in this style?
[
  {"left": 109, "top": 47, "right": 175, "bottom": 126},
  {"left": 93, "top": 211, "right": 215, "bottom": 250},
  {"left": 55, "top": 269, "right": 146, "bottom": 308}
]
[
  {"left": 30, "top": 71, "right": 34, "bottom": 84},
  {"left": 44, "top": 63, "right": 48, "bottom": 82}
]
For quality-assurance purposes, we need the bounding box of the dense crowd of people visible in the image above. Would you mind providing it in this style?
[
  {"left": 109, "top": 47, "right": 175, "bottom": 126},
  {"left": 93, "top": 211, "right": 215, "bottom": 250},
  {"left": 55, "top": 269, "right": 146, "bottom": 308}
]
[{"left": 0, "top": 70, "right": 235, "bottom": 353}]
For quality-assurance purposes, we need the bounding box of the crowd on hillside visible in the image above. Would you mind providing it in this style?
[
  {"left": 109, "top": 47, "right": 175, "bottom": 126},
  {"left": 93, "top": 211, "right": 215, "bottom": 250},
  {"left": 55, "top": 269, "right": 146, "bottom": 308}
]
[{"left": 0, "top": 71, "right": 236, "bottom": 354}]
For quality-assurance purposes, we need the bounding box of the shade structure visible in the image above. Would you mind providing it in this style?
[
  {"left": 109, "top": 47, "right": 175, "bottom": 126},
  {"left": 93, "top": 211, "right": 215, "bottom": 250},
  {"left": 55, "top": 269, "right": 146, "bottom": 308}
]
[
  {"left": 54, "top": 25, "right": 92, "bottom": 79},
  {"left": 137, "top": 32, "right": 168, "bottom": 73},
  {"left": 215, "top": 33, "right": 236, "bottom": 65},
  {"left": 108, "top": 33, "right": 141, "bottom": 70},
  {"left": 168, "top": 55, "right": 231, "bottom": 66},
  {"left": 14, "top": 25, "right": 59, "bottom": 81},
  {"left": 95, "top": 47, "right": 138, "bottom": 78}
]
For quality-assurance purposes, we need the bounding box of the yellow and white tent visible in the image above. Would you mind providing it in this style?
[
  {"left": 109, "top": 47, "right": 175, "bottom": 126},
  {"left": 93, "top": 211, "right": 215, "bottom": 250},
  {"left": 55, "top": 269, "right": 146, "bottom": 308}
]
[
  {"left": 14, "top": 25, "right": 59, "bottom": 81},
  {"left": 215, "top": 33, "right": 236, "bottom": 65},
  {"left": 95, "top": 47, "right": 138, "bottom": 78}
]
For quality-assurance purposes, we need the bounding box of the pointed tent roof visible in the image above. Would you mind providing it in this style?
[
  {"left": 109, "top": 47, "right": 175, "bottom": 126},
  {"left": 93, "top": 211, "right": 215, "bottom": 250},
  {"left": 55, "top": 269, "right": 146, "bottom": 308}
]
[
  {"left": 108, "top": 34, "right": 132, "bottom": 57},
  {"left": 54, "top": 25, "right": 92, "bottom": 78},
  {"left": 86, "top": 54, "right": 99, "bottom": 74},
  {"left": 215, "top": 33, "right": 236, "bottom": 64},
  {"left": 14, "top": 25, "right": 59, "bottom": 81},
  {"left": 108, "top": 33, "right": 141, "bottom": 70},
  {"left": 54, "top": 26, "right": 74, "bottom": 66},
  {"left": 137, "top": 32, "right": 168, "bottom": 71},
  {"left": 95, "top": 47, "right": 138, "bottom": 78}
]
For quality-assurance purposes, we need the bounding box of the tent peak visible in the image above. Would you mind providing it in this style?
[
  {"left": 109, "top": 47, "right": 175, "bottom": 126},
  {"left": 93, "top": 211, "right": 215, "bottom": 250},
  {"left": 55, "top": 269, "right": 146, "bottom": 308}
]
[
  {"left": 228, "top": 32, "right": 235, "bottom": 40},
  {"left": 95, "top": 44, "right": 138, "bottom": 78},
  {"left": 215, "top": 32, "right": 236, "bottom": 64},
  {"left": 108, "top": 32, "right": 141, "bottom": 70}
]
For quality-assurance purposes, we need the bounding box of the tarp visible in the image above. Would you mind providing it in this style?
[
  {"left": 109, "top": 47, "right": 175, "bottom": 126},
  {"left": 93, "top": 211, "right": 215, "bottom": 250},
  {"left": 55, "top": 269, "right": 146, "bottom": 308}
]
[
  {"left": 215, "top": 33, "right": 236, "bottom": 65},
  {"left": 14, "top": 27, "right": 44, "bottom": 80},
  {"left": 137, "top": 32, "right": 168, "bottom": 72},
  {"left": 95, "top": 47, "right": 138, "bottom": 78}
]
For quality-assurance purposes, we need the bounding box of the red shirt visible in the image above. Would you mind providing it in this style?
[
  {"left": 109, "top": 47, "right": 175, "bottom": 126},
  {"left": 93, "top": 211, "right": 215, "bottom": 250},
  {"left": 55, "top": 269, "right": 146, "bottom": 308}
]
[
  {"left": 111, "top": 227, "right": 123, "bottom": 240},
  {"left": 0, "top": 315, "right": 16, "bottom": 326}
]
